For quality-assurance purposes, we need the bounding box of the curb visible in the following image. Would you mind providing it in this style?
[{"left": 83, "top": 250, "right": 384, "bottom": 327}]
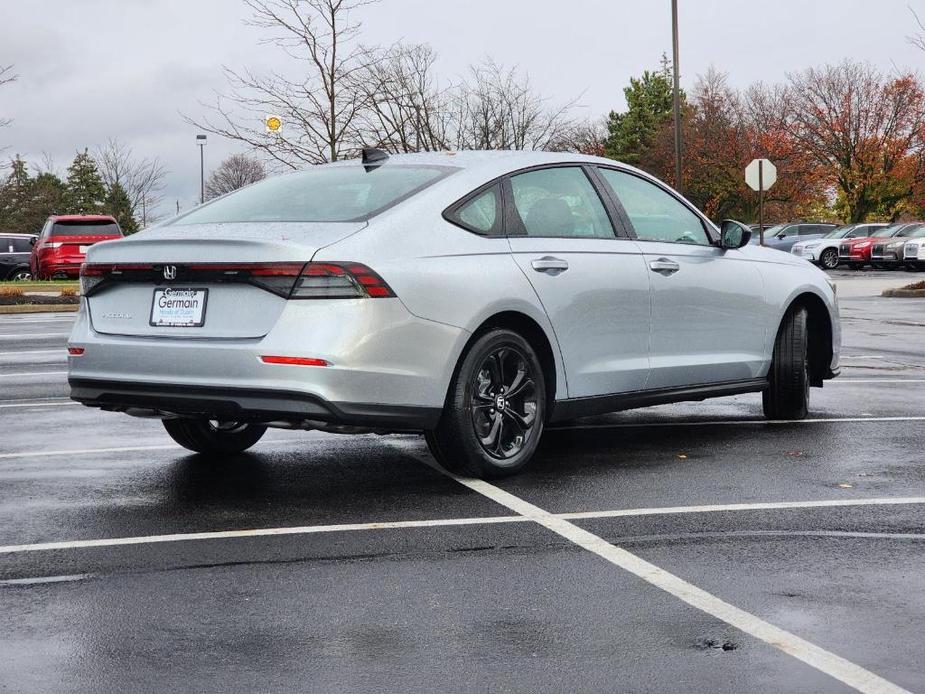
[
  {"left": 881, "top": 288, "right": 925, "bottom": 298},
  {"left": 0, "top": 304, "right": 79, "bottom": 314}
]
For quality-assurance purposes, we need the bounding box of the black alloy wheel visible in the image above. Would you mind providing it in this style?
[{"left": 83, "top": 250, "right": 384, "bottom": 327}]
[
  {"left": 426, "top": 329, "right": 546, "bottom": 479},
  {"left": 469, "top": 346, "right": 538, "bottom": 460}
]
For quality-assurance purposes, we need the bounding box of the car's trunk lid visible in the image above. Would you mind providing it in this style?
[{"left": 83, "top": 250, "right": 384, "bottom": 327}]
[{"left": 85, "top": 222, "right": 366, "bottom": 338}]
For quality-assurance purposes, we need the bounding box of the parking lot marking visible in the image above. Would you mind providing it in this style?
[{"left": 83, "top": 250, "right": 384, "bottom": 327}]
[
  {"left": 3, "top": 496, "right": 922, "bottom": 556},
  {"left": 0, "top": 401, "right": 80, "bottom": 410},
  {"left": 0, "top": 333, "right": 69, "bottom": 340},
  {"left": 0, "top": 515, "right": 530, "bottom": 554},
  {"left": 833, "top": 379, "right": 925, "bottom": 383},
  {"left": 397, "top": 445, "right": 911, "bottom": 694},
  {"left": 0, "top": 444, "right": 177, "bottom": 459},
  {"left": 559, "top": 497, "right": 925, "bottom": 520},
  {"left": 0, "top": 371, "right": 67, "bottom": 378},
  {"left": 551, "top": 415, "right": 925, "bottom": 431},
  {"left": 1, "top": 349, "right": 65, "bottom": 355}
]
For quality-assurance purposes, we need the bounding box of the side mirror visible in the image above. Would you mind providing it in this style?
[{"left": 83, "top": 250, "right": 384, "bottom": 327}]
[
  {"left": 29, "top": 237, "right": 36, "bottom": 247},
  {"left": 776, "top": 232, "right": 786, "bottom": 240},
  {"left": 720, "top": 220, "right": 752, "bottom": 249}
]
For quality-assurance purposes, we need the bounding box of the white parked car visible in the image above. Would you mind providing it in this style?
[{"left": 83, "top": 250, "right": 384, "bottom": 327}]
[{"left": 791, "top": 223, "right": 888, "bottom": 269}]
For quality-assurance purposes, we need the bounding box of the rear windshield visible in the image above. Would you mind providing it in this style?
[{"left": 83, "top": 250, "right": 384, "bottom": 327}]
[
  {"left": 826, "top": 226, "right": 855, "bottom": 238},
  {"left": 51, "top": 222, "right": 122, "bottom": 237},
  {"left": 172, "top": 164, "right": 456, "bottom": 225}
]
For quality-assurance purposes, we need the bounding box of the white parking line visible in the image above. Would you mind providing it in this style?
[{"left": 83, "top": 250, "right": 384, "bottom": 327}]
[
  {"left": 0, "top": 371, "right": 67, "bottom": 378},
  {"left": 2, "top": 414, "right": 924, "bottom": 456},
  {"left": 1, "top": 349, "right": 66, "bottom": 356},
  {"left": 0, "top": 333, "right": 69, "bottom": 340},
  {"left": 0, "top": 401, "right": 79, "bottom": 410},
  {"left": 551, "top": 415, "right": 925, "bottom": 430},
  {"left": 0, "top": 444, "right": 176, "bottom": 460},
  {"left": 1, "top": 496, "right": 923, "bottom": 556},
  {"left": 833, "top": 379, "right": 925, "bottom": 383},
  {"left": 395, "top": 443, "right": 911, "bottom": 694}
]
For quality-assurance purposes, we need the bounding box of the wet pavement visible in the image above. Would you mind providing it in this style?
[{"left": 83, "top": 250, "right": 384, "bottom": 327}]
[{"left": 1, "top": 273, "right": 923, "bottom": 693}]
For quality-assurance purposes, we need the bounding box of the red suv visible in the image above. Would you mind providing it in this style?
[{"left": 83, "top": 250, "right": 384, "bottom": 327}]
[{"left": 30, "top": 215, "right": 123, "bottom": 279}]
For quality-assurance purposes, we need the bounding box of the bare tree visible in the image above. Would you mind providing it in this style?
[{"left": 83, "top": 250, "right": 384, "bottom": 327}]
[
  {"left": 451, "top": 60, "right": 578, "bottom": 151},
  {"left": 353, "top": 43, "right": 453, "bottom": 152},
  {"left": 0, "top": 64, "right": 17, "bottom": 143},
  {"left": 95, "top": 138, "right": 167, "bottom": 225},
  {"left": 205, "top": 153, "right": 267, "bottom": 199},
  {"left": 909, "top": 5, "right": 925, "bottom": 51},
  {"left": 186, "top": 0, "right": 375, "bottom": 167}
]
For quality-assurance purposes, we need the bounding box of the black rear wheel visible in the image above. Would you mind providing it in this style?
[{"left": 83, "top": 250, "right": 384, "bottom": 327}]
[
  {"left": 162, "top": 418, "right": 267, "bottom": 455},
  {"left": 427, "top": 329, "right": 545, "bottom": 479},
  {"left": 763, "top": 307, "right": 810, "bottom": 420}
]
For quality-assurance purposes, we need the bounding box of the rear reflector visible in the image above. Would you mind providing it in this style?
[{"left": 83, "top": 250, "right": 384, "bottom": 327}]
[
  {"left": 260, "top": 355, "right": 330, "bottom": 367},
  {"left": 67, "top": 347, "right": 85, "bottom": 356}
]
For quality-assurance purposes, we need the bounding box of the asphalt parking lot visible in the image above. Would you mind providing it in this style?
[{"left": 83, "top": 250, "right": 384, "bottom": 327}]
[{"left": 1, "top": 270, "right": 923, "bottom": 693}]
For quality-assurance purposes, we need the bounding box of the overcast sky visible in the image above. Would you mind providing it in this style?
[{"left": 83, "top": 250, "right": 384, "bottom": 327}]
[{"left": 1, "top": 0, "right": 924, "bottom": 218}]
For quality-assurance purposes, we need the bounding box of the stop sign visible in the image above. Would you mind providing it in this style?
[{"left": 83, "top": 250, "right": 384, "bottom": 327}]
[{"left": 745, "top": 159, "right": 777, "bottom": 192}]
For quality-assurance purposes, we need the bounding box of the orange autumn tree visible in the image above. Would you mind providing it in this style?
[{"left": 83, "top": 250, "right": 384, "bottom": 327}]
[
  {"left": 785, "top": 61, "right": 925, "bottom": 222},
  {"left": 639, "top": 69, "right": 826, "bottom": 222}
]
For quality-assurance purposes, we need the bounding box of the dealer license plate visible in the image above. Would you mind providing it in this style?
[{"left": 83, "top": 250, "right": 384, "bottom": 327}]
[{"left": 150, "top": 287, "right": 208, "bottom": 327}]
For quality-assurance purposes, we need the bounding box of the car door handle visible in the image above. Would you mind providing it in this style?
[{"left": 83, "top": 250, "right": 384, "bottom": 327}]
[
  {"left": 531, "top": 256, "right": 569, "bottom": 273},
  {"left": 648, "top": 258, "right": 680, "bottom": 275}
]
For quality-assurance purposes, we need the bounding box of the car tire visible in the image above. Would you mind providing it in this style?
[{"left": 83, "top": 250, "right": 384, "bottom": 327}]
[
  {"left": 10, "top": 268, "right": 31, "bottom": 281},
  {"left": 763, "top": 307, "right": 810, "bottom": 421},
  {"left": 426, "top": 328, "right": 546, "bottom": 479},
  {"left": 162, "top": 418, "right": 267, "bottom": 455},
  {"left": 819, "top": 248, "right": 839, "bottom": 270}
]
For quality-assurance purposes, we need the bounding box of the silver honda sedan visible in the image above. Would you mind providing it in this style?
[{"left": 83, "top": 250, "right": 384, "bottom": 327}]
[{"left": 68, "top": 150, "right": 841, "bottom": 478}]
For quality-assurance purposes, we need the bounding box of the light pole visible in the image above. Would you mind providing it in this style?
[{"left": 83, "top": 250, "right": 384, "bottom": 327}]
[
  {"left": 196, "top": 134, "right": 207, "bottom": 204},
  {"left": 671, "top": 0, "right": 682, "bottom": 194}
]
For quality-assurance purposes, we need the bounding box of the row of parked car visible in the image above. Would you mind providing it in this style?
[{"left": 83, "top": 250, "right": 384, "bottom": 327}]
[
  {"left": 0, "top": 215, "right": 124, "bottom": 281},
  {"left": 749, "top": 221, "right": 925, "bottom": 270}
]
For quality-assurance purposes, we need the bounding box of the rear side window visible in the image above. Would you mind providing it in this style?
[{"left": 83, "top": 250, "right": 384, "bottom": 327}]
[
  {"left": 51, "top": 222, "right": 122, "bottom": 237},
  {"left": 508, "top": 167, "right": 614, "bottom": 239},
  {"left": 446, "top": 184, "right": 501, "bottom": 235},
  {"left": 172, "top": 164, "right": 456, "bottom": 225},
  {"left": 11, "top": 237, "right": 33, "bottom": 252},
  {"left": 596, "top": 168, "right": 709, "bottom": 245}
]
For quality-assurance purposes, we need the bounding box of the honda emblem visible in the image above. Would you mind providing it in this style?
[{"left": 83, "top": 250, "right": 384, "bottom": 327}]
[{"left": 163, "top": 265, "right": 177, "bottom": 280}]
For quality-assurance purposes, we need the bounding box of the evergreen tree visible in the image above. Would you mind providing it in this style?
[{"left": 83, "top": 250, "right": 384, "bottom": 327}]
[
  {"left": 0, "top": 156, "right": 34, "bottom": 231},
  {"left": 65, "top": 148, "right": 106, "bottom": 214},
  {"left": 604, "top": 55, "right": 683, "bottom": 166},
  {"left": 105, "top": 182, "right": 138, "bottom": 233}
]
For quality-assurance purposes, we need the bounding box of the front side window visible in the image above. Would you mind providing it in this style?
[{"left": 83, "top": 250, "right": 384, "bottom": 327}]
[
  {"left": 508, "top": 167, "right": 614, "bottom": 239},
  {"left": 597, "top": 168, "right": 709, "bottom": 245},
  {"left": 172, "top": 164, "right": 455, "bottom": 225}
]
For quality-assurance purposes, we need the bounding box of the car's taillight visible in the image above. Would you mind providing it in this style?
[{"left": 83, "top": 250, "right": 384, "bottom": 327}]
[
  {"left": 289, "top": 263, "right": 395, "bottom": 299},
  {"left": 79, "top": 263, "right": 108, "bottom": 296},
  {"left": 46, "top": 242, "right": 63, "bottom": 249}
]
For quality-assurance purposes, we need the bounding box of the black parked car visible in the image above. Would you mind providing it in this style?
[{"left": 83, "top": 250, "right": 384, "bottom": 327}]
[{"left": 0, "top": 233, "right": 37, "bottom": 281}]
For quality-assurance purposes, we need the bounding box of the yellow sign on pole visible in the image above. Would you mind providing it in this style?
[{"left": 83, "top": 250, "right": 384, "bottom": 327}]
[{"left": 265, "top": 115, "right": 282, "bottom": 134}]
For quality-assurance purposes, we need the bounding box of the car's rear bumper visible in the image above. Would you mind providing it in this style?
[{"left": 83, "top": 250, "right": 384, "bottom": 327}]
[
  {"left": 67, "top": 296, "right": 469, "bottom": 421},
  {"left": 69, "top": 377, "right": 441, "bottom": 430}
]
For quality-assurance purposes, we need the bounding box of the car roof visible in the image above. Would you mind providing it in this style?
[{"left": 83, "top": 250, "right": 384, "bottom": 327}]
[
  {"left": 49, "top": 214, "right": 118, "bottom": 223},
  {"left": 322, "top": 149, "right": 646, "bottom": 179}
]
